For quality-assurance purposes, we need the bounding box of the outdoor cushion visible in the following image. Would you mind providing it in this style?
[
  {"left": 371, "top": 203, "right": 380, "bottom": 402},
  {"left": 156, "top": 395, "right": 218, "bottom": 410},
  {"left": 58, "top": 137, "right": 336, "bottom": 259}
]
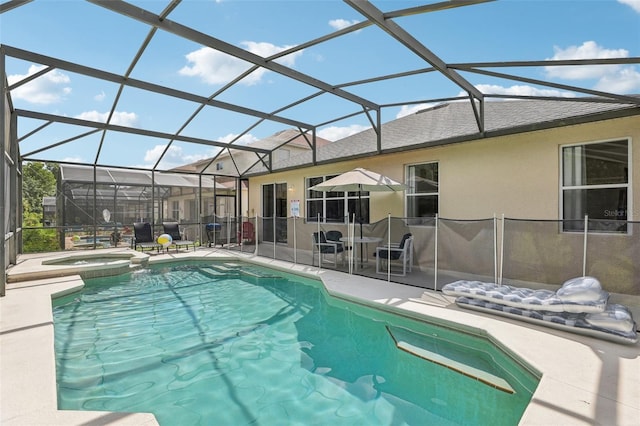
[
  {"left": 376, "top": 233, "right": 412, "bottom": 260},
  {"left": 556, "top": 276, "right": 604, "bottom": 303},
  {"left": 454, "top": 296, "right": 638, "bottom": 345},
  {"left": 442, "top": 279, "right": 609, "bottom": 313}
]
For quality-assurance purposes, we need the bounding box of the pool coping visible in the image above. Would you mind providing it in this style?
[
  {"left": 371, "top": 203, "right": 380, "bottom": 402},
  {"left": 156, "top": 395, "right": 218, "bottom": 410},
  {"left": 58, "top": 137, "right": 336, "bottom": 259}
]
[
  {"left": 6, "top": 249, "right": 149, "bottom": 283},
  {"left": 1, "top": 248, "right": 639, "bottom": 425}
]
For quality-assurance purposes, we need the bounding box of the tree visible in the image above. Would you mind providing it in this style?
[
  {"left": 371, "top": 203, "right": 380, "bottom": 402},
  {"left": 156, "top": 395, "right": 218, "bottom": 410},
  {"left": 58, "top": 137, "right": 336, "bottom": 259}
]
[
  {"left": 22, "top": 161, "right": 57, "bottom": 217},
  {"left": 22, "top": 162, "right": 59, "bottom": 252}
]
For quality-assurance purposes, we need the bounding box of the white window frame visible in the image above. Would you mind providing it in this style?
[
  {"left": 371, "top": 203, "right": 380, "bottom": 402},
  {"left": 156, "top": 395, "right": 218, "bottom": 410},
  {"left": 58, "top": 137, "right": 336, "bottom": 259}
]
[
  {"left": 171, "top": 200, "right": 180, "bottom": 221},
  {"left": 559, "top": 137, "right": 632, "bottom": 233},
  {"left": 405, "top": 161, "right": 439, "bottom": 225},
  {"left": 305, "top": 175, "right": 369, "bottom": 223}
]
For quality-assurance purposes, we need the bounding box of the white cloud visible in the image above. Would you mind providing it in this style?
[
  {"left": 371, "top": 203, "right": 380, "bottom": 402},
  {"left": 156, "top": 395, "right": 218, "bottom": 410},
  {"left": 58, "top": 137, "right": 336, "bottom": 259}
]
[
  {"left": 318, "top": 124, "right": 369, "bottom": 141},
  {"left": 396, "top": 103, "right": 436, "bottom": 118},
  {"left": 471, "top": 84, "right": 575, "bottom": 98},
  {"left": 545, "top": 41, "right": 628, "bottom": 80},
  {"left": 7, "top": 64, "right": 71, "bottom": 104},
  {"left": 544, "top": 41, "right": 640, "bottom": 93},
  {"left": 143, "top": 144, "right": 210, "bottom": 169},
  {"left": 241, "top": 41, "right": 301, "bottom": 67},
  {"left": 618, "top": 0, "right": 640, "bottom": 13},
  {"left": 94, "top": 91, "right": 106, "bottom": 102},
  {"left": 62, "top": 156, "right": 84, "bottom": 163},
  {"left": 179, "top": 41, "right": 303, "bottom": 86},
  {"left": 329, "top": 18, "right": 360, "bottom": 31},
  {"left": 75, "top": 110, "right": 139, "bottom": 127},
  {"left": 594, "top": 67, "right": 640, "bottom": 93},
  {"left": 218, "top": 133, "right": 259, "bottom": 145}
]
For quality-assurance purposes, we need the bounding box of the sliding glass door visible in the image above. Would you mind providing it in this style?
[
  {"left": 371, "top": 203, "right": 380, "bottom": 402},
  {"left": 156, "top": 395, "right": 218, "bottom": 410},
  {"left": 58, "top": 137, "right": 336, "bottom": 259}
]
[{"left": 262, "top": 183, "right": 287, "bottom": 243}]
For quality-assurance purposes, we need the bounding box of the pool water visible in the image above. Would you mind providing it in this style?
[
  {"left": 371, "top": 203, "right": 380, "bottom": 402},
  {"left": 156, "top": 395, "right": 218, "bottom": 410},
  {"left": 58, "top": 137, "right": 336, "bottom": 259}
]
[{"left": 53, "top": 262, "right": 538, "bottom": 425}]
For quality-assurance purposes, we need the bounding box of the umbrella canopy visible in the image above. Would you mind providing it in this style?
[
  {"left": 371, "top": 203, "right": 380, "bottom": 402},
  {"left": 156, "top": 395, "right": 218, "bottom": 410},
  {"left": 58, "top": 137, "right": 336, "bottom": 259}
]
[
  {"left": 309, "top": 168, "right": 406, "bottom": 259},
  {"left": 308, "top": 168, "right": 406, "bottom": 193}
]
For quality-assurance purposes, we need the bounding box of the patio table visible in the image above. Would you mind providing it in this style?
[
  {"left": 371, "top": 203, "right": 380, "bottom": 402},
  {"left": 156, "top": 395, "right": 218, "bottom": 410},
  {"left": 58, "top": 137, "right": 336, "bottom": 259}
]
[{"left": 340, "top": 236, "right": 382, "bottom": 271}]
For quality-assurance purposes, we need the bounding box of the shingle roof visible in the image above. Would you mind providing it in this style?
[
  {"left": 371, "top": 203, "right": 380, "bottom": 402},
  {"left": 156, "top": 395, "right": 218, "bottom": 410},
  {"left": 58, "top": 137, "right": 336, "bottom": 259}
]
[{"left": 251, "top": 98, "right": 639, "bottom": 174}]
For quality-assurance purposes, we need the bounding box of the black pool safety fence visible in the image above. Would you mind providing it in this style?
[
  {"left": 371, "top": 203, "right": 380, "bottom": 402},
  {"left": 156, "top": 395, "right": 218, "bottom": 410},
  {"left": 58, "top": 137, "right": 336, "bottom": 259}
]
[{"left": 20, "top": 215, "right": 639, "bottom": 297}]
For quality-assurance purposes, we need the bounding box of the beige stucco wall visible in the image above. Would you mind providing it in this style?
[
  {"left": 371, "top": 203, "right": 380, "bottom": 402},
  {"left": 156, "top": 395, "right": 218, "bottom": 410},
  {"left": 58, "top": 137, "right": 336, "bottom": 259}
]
[{"left": 249, "top": 115, "right": 639, "bottom": 222}]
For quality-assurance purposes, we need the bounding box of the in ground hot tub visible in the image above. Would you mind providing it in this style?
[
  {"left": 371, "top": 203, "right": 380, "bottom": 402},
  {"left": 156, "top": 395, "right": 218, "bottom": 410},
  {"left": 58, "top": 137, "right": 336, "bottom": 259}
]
[
  {"left": 8, "top": 252, "right": 142, "bottom": 283},
  {"left": 42, "top": 253, "right": 134, "bottom": 266}
]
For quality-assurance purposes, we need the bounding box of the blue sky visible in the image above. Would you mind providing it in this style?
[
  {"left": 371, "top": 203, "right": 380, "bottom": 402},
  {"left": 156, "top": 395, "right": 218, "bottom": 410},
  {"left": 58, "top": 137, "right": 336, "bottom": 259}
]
[{"left": 1, "top": 0, "right": 639, "bottom": 171}]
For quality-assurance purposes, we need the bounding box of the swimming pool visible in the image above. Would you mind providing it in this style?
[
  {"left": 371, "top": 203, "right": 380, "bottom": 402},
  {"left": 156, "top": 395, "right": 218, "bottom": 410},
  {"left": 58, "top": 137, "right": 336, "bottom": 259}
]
[{"left": 52, "top": 261, "right": 539, "bottom": 425}]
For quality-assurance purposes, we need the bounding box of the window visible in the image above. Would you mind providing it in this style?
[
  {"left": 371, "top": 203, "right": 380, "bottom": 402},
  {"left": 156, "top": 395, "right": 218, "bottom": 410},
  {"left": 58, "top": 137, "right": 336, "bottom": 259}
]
[
  {"left": 187, "top": 199, "right": 197, "bottom": 221},
  {"left": 171, "top": 201, "right": 180, "bottom": 221},
  {"left": 216, "top": 162, "right": 224, "bottom": 171},
  {"left": 306, "top": 175, "right": 369, "bottom": 223},
  {"left": 561, "top": 139, "right": 629, "bottom": 233},
  {"left": 406, "top": 162, "right": 438, "bottom": 221}
]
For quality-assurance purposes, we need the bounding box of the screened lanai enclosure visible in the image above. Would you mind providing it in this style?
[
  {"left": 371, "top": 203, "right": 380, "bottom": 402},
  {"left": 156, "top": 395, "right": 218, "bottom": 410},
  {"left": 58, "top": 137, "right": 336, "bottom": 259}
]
[
  {"left": 49, "top": 165, "right": 241, "bottom": 250},
  {"left": 2, "top": 0, "right": 640, "bottom": 296}
]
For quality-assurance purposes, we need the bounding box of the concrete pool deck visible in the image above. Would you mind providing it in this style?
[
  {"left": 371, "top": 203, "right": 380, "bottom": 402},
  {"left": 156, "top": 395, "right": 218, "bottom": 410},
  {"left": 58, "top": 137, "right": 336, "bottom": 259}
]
[{"left": 1, "top": 248, "right": 639, "bottom": 425}]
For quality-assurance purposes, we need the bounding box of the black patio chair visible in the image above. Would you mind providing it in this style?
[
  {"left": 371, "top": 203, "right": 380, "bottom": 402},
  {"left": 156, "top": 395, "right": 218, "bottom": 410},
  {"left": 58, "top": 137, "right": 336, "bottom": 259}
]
[
  {"left": 133, "top": 222, "right": 161, "bottom": 253},
  {"left": 163, "top": 222, "right": 196, "bottom": 252}
]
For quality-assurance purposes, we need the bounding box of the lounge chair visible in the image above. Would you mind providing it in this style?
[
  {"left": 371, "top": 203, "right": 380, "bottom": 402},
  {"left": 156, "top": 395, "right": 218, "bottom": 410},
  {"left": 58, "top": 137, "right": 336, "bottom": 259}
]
[
  {"left": 375, "top": 233, "right": 413, "bottom": 276},
  {"left": 312, "top": 231, "right": 345, "bottom": 267},
  {"left": 163, "top": 222, "right": 196, "bottom": 252},
  {"left": 441, "top": 277, "right": 637, "bottom": 345},
  {"left": 133, "top": 222, "right": 161, "bottom": 253}
]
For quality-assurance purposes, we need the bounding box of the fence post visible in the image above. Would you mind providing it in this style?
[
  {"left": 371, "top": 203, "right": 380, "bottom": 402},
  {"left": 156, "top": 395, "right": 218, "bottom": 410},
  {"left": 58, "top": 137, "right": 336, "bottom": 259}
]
[
  {"left": 293, "top": 216, "right": 297, "bottom": 264},
  {"left": 387, "top": 213, "right": 391, "bottom": 282},
  {"left": 583, "top": 215, "right": 588, "bottom": 277},
  {"left": 499, "top": 214, "right": 505, "bottom": 285},
  {"left": 493, "top": 213, "right": 498, "bottom": 284},
  {"left": 239, "top": 215, "right": 243, "bottom": 254},
  {"left": 255, "top": 214, "right": 258, "bottom": 255},
  {"left": 316, "top": 213, "right": 322, "bottom": 271},
  {"left": 349, "top": 213, "right": 355, "bottom": 275},
  {"left": 434, "top": 214, "right": 439, "bottom": 291}
]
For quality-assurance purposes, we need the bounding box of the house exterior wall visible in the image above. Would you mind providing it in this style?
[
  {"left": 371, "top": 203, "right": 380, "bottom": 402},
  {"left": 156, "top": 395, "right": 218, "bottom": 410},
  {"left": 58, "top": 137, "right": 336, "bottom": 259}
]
[{"left": 248, "top": 115, "right": 639, "bottom": 223}]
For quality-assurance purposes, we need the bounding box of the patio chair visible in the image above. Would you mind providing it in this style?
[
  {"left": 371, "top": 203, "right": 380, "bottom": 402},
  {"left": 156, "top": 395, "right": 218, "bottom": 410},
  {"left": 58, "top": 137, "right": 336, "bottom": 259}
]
[
  {"left": 163, "top": 222, "right": 196, "bottom": 252},
  {"left": 326, "top": 230, "right": 351, "bottom": 251},
  {"left": 133, "top": 222, "right": 161, "bottom": 253},
  {"left": 312, "top": 231, "right": 345, "bottom": 268},
  {"left": 375, "top": 233, "right": 413, "bottom": 276},
  {"left": 237, "top": 221, "right": 255, "bottom": 245}
]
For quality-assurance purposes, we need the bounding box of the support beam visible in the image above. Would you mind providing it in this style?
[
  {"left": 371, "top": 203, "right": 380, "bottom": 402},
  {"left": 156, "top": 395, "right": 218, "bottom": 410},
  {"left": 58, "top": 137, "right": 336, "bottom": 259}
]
[
  {"left": 87, "top": 0, "right": 380, "bottom": 112},
  {"left": 345, "top": 0, "right": 485, "bottom": 132},
  {"left": 2, "top": 45, "right": 313, "bottom": 130}
]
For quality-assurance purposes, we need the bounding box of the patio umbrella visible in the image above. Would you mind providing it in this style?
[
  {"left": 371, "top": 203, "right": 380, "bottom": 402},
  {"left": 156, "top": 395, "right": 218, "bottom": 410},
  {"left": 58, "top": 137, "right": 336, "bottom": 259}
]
[{"left": 309, "top": 168, "right": 406, "bottom": 267}]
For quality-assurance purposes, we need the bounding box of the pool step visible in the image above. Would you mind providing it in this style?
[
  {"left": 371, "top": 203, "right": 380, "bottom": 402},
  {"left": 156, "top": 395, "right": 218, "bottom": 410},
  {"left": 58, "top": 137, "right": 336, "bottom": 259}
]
[
  {"left": 202, "top": 264, "right": 283, "bottom": 280},
  {"left": 220, "top": 262, "right": 284, "bottom": 279},
  {"left": 240, "top": 269, "right": 283, "bottom": 279},
  {"left": 200, "top": 267, "right": 228, "bottom": 278},
  {"left": 386, "top": 326, "right": 514, "bottom": 394},
  {"left": 206, "top": 264, "right": 242, "bottom": 275}
]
